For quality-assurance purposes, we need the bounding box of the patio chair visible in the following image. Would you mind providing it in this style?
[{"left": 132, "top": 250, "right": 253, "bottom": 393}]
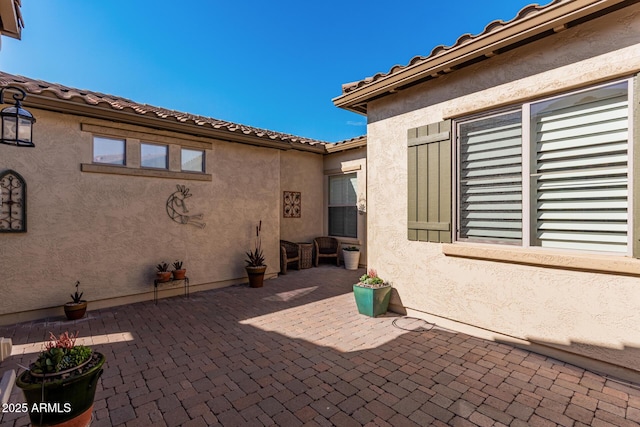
[
  {"left": 313, "top": 237, "right": 340, "bottom": 267},
  {"left": 280, "top": 240, "right": 301, "bottom": 274}
]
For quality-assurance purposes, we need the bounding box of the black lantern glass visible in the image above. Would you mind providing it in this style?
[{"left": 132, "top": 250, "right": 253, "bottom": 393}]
[{"left": 0, "top": 86, "right": 35, "bottom": 147}]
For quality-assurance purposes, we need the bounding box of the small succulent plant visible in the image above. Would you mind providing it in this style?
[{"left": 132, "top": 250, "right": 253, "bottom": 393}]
[{"left": 69, "top": 281, "right": 84, "bottom": 304}]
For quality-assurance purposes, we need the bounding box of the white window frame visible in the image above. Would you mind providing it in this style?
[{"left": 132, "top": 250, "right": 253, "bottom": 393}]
[
  {"left": 454, "top": 78, "right": 633, "bottom": 256},
  {"left": 140, "top": 142, "right": 168, "bottom": 169}
]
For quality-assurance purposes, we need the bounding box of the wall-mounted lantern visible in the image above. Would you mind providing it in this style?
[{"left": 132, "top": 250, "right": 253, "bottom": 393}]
[{"left": 0, "top": 86, "right": 35, "bottom": 147}]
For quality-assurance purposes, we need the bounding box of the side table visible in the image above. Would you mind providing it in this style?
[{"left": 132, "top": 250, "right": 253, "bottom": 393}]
[
  {"left": 153, "top": 277, "right": 189, "bottom": 304},
  {"left": 298, "top": 242, "right": 314, "bottom": 269}
]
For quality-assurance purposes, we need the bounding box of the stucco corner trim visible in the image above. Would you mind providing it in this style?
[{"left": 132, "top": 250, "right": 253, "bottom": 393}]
[
  {"left": 80, "top": 163, "right": 212, "bottom": 181},
  {"left": 442, "top": 243, "right": 640, "bottom": 277}
]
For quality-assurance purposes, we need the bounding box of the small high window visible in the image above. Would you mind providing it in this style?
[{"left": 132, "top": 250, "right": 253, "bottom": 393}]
[
  {"left": 93, "top": 136, "right": 125, "bottom": 165},
  {"left": 141, "top": 143, "right": 168, "bottom": 169},
  {"left": 181, "top": 148, "right": 205, "bottom": 172}
]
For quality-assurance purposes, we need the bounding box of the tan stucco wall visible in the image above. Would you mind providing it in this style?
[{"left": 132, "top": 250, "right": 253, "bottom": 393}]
[
  {"left": 365, "top": 5, "right": 640, "bottom": 373},
  {"left": 1, "top": 110, "right": 288, "bottom": 323},
  {"left": 323, "top": 147, "right": 367, "bottom": 266},
  {"left": 279, "top": 150, "right": 324, "bottom": 243}
]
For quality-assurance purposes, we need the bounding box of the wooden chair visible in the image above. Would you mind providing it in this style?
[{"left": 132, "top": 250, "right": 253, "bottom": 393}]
[
  {"left": 313, "top": 237, "right": 340, "bottom": 267},
  {"left": 280, "top": 240, "right": 301, "bottom": 274}
]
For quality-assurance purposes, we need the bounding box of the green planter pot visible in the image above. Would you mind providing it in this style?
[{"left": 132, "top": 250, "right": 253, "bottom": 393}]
[
  {"left": 16, "top": 352, "right": 105, "bottom": 426},
  {"left": 353, "top": 284, "right": 392, "bottom": 317}
]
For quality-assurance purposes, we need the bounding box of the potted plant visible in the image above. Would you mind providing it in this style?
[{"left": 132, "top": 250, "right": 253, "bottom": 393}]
[
  {"left": 64, "top": 281, "right": 87, "bottom": 320},
  {"left": 15, "top": 331, "right": 106, "bottom": 427},
  {"left": 342, "top": 246, "right": 360, "bottom": 270},
  {"left": 156, "top": 262, "right": 171, "bottom": 283},
  {"left": 172, "top": 260, "right": 186, "bottom": 280},
  {"left": 353, "top": 269, "right": 392, "bottom": 317},
  {"left": 245, "top": 220, "right": 267, "bottom": 288}
]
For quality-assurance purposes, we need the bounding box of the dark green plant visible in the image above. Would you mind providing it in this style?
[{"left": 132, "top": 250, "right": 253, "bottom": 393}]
[
  {"left": 156, "top": 262, "right": 169, "bottom": 272},
  {"left": 69, "top": 281, "right": 84, "bottom": 303},
  {"left": 245, "top": 220, "right": 266, "bottom": 267},
  {"left": 343, "top": 246, "right": 359, "bottom": 251},
  {"left": 31, "top": 332, "right": 92, "bottom": 375},
  {"left": 172, "top": 260, "right": 183, "bottom": 270}
]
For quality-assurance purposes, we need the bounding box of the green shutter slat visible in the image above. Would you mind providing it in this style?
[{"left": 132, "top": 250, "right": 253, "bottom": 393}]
[{"left": 407, "top": 120, "right": 452, "bottom": 243}]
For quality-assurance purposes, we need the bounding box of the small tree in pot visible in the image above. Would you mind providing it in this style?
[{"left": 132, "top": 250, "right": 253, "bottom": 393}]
[{"left": 245, "top": 220, "right": 267, "bottom": 288}]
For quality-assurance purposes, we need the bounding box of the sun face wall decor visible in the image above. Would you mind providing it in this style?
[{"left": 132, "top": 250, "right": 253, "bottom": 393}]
[{"left": 283, "top": 191, "right": 301, "bottom": 218}]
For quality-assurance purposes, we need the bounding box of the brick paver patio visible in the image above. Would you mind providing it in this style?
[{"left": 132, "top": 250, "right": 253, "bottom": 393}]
[{"left": 1, "top": 265, "right": 640, "bottom": 426}]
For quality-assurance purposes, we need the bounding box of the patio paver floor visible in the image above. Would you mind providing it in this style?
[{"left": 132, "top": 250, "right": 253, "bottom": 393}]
[{"left": 1, "top": 265, "right": 640, "bottom": 426}]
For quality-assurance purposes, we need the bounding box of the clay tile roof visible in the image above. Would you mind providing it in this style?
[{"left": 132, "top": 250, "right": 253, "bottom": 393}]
[
  {"left": 341, "top": 0, "right": 566, "bottom": 94},
  {"left": 0, "top": 71, "right": 329, "bottom": 148}
]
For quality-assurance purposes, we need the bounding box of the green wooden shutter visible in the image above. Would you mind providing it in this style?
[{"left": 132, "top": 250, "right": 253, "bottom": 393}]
[{"left": 407, "top": 120, "right": 452, "bottom": 243}]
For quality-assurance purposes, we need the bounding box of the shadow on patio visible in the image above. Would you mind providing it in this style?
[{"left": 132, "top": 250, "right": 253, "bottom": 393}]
[{"left": 1, "top": 265, "right": 640, "bottom": 426}]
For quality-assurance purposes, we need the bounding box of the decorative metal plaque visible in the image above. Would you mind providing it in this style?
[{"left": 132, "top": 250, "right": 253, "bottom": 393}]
[
  {"left": 166, "top": 184, "right": 206, "bottom": 228},
  {"left": 0, "top": 169, "right": 26, "bottom": 232},
  {"left": 283, "top": 191, "right": 301, "bottom": 218}
]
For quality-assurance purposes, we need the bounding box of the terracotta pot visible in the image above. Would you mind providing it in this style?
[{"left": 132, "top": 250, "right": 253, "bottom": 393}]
[
  {"left": 245, "top": 265, "right": 267, "bottom": 288},
  {"left": 156, "top": 271, "right": 172, "bottom": 283},
  {"left": 64, "top": 301, "right": 87, "bottom": 320},
  {"left": 172, "top": 269, "right": 186, "bottom": 280}
]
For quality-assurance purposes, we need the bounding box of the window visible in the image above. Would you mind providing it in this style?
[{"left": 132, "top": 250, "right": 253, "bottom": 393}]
[
  {"left": 141, "top": 143, "right": 168, "bottom": 169},
  {"left": 93, "top": 136, "right": 125, "bottom": 165},
  {"left": 329, "top": 173, "right": 357, "bottom": 238},
  {"left": 457, "top": 81, "right": 630, "bottom": 254},
  {"left": 181, "top": 148, "right": 205, "bottom": 172}
]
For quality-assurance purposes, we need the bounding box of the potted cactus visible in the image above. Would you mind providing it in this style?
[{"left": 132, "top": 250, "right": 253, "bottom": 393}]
[
  {"left": 156, "top": 262, "right": 171, "bottom": 283},
  {"left": 245, "top": 220, "right": 267, "bottom": 288},
  {"left": 63, "top": 281, "right": 87, "bottom": 320},
  {"left": 16, "top": 331, "right": 105, "bottom": 427},
  {"left": 172, "top": 260, "right": 186, "bottom": 280}
]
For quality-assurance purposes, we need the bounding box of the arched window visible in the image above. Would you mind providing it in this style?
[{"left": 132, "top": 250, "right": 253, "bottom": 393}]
[{"left": 0, "top": 169, "right": 26, "bottom": 232}]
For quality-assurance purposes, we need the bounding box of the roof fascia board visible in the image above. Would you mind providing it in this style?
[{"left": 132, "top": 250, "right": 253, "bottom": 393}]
[
  {"left": 333, "top": 0, "right": 627, "bottom": 111},
  {"left": 25, "top": 94, "right": 327, "bottom": 154},
  {"left": 325, "top": 138, "right": 367, "bottom": 153},
  {"left": 0, "top": 0, "right": 20, "bottom": 39}
]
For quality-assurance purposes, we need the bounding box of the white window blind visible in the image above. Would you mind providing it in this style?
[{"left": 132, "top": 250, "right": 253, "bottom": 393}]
[
  {"left": 329, "top": 173, "right": 357, "bottom": 238},
  {"left": 459, "top": 112, "right": 523, "bottom": 243},
  {"left": 532, "top": 82, "right": 629, "bottom": 253}
]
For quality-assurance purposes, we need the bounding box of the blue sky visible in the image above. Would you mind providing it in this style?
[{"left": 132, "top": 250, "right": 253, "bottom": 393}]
[{"left": 1, "top": 1, "right": 544, "bottom": 142}]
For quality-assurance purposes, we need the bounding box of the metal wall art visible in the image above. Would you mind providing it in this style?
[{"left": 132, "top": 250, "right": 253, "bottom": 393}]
[
  {"left": 166, "top": 184, "right": 206, "bottom": 228},
  {"left": 283, "top": 191, "right": 301, "bottom": 218},
  {"left": 0, "top": 169, "right": 26, "bottom": 232}
]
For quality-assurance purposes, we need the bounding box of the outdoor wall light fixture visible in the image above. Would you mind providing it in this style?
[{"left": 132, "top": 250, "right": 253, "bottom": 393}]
[{"left": 0, "top": 86, "right": 35, "bottom": 147}]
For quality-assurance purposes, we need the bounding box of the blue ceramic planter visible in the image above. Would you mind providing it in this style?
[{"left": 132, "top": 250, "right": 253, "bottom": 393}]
[{"left": 353, "top": 284, "right": 392, "bottom": 317}]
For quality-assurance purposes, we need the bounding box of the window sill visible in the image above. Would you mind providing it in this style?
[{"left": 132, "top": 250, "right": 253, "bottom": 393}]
[
  {"left": 81, "top": 164, "right": 212, "bottom": 181},
  {"left": 442, "top": 243, "right": 640, "bottom": 277}
]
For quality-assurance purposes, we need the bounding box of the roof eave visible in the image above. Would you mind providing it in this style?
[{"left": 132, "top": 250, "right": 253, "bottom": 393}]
[
  {"left": 24, "top": 93, "right": 327, "bottom": 154},
  {"left": 333, "top": 0, "right": 629, "bottom": 114},
  {"left": 325, "top": 136, "right": 367, "bottom": 153}
]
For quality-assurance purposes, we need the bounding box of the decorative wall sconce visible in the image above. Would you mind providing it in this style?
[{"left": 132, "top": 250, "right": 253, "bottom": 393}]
[{"left": 0, "top": 86, "right": 36, "bottom": 147}]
